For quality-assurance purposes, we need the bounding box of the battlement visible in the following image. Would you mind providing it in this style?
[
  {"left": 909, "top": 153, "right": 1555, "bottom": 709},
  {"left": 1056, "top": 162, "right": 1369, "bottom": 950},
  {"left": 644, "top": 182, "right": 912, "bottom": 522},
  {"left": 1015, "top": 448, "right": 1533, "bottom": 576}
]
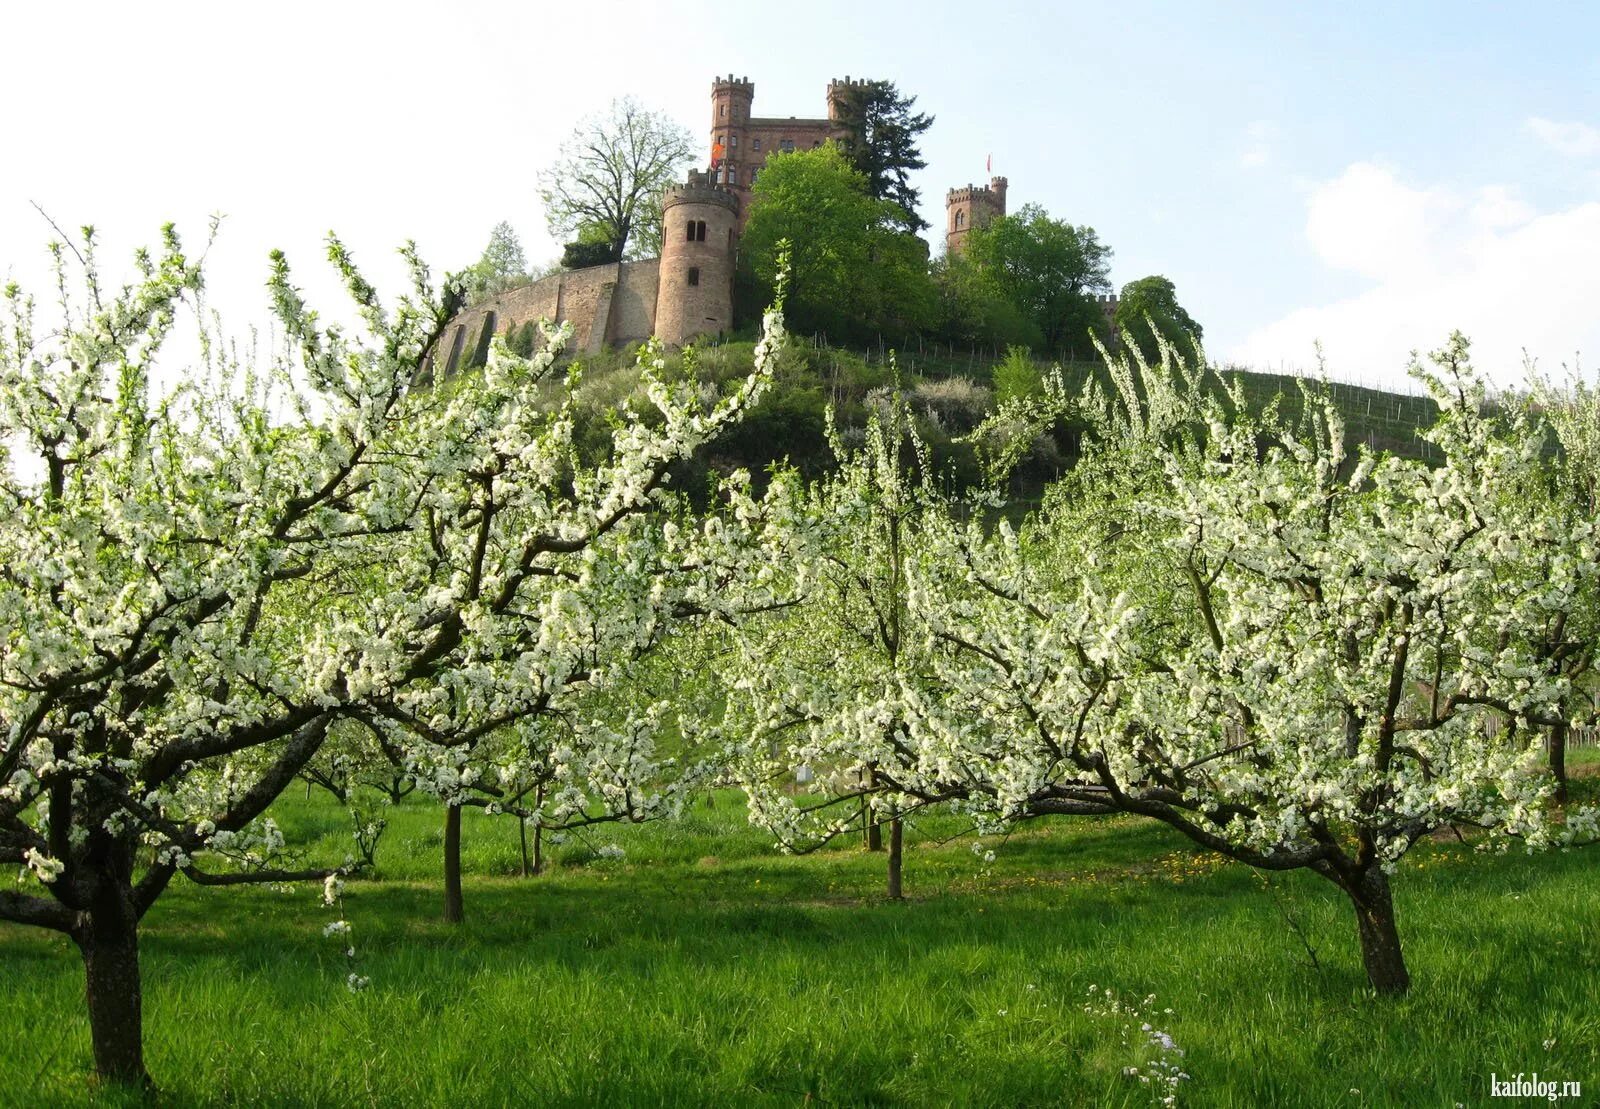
[
  {"left": 712, "top": 73, "right": 753, "bottom": 91},
  {"left": 662, "top": 170, "right": 740, "bottom": 213},
  {"left": 826, "top": 75, "right": 871, "bottom": 93},
  {"left": 946, "top": 182, "right": 1005, "bottom": 204}
]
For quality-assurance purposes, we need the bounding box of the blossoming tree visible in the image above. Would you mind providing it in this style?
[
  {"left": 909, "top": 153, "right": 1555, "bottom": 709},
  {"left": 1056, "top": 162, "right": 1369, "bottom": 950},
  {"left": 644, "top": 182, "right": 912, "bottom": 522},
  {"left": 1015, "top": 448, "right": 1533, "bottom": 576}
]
[
  {"left": 0, "top": 226, "right": 787, "bottom": 1086},
  {"left": 903, "top": 334, "right": 1598, "bottom": 993}
]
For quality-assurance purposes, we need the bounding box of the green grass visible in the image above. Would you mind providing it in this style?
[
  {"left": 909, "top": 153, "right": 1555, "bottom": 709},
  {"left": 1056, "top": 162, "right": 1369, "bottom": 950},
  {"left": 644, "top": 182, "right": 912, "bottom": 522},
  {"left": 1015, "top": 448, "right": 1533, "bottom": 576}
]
[{"left": 3, "top": 791, "right": 1597, "bottom": 1106}]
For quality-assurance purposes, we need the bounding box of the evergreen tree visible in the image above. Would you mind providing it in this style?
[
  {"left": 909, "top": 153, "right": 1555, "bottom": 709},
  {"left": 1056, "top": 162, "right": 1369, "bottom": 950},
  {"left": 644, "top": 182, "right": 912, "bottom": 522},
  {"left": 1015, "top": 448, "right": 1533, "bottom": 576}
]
[{"left": 832, "top": 80, "right": 934, "bottom": 232}]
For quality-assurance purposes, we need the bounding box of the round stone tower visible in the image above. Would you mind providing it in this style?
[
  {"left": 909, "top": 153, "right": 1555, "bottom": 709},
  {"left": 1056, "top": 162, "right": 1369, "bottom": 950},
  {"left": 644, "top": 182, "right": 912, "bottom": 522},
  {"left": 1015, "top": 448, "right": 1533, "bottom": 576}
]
[{"left": 655, "top": 170, "right": 740, "bottom": 347}]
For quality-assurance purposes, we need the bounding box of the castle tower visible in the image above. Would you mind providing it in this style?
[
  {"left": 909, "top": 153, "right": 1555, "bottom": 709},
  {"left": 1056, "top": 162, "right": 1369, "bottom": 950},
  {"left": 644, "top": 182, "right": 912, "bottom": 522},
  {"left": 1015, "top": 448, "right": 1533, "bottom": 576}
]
[
  {"left": 945, "top": 176, "right": 1008, "bottom": 255},
  {"left": 825, "top": 75, "right": 871, "bottom": 123},
  {"left": 709, "top": 75, "right": 754, "bottom": 192},
  {"left": 655, "top": 170, "right": 740, "bottom": 346}
]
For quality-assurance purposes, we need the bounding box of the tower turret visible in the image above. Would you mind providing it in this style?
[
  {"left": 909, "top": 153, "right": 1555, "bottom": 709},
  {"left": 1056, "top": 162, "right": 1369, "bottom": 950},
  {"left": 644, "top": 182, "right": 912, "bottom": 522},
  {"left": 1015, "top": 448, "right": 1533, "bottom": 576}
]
[
  {"left": 945, "top": 176, "right": 1008, "bottom": 256},
  {"left": 655, "top": 170, "right": 740, "bottom": 346},
  {"left": 709, "top": 75, "right": 753, "bottom": 190}
]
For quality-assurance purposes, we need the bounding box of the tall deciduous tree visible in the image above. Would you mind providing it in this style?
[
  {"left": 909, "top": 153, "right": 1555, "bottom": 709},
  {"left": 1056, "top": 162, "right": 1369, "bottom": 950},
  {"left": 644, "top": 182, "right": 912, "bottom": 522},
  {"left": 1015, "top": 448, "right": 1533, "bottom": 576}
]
[
  {"left": 831, "top": 80, "right": 934, "bottom": 232},
  {"left": 741, "top": 143, "right": 934, "bottom": 342},
  {"left": 0, "top": 226, "right": 787, "bottom": 1088},
  {"left": 1114, "top": 274, "right": 1202, "bottom": 365},
  {"left": 903, "top": 334, "right": 1600, "bottom": 995},
  {"left": 964, "top": 204, "right": 1113, "bottom": 356},
  {"left": 538, "top": 97, "right": 693, "bottom": 263},
  {"left": 462, "top": 220, "right": 530, "bottom": 303}
]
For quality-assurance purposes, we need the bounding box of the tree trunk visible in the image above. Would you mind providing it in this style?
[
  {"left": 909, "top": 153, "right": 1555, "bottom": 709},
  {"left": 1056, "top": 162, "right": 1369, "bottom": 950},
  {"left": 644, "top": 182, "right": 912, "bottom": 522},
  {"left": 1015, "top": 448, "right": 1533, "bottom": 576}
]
[
  {"left": 74, "top": 893, "right": 149, "bottom": 1088},
  {"left": 518, "top": 817, "right": 530, "bottom": 879},
  {"left": 864, "top": 767, "right": 883, "bottom": 852},
  {"left": 443, "top": 803, "right": 464, "bottom": 924},
  {"left": 1550, "top": 722, "right": 1569, "bottom": 805},
  {"left": 886, "top": 817, "right": 904, "bottom": 900},
  {"left": 1346, "top": 868, "right": 1410, "bottom": 995}
]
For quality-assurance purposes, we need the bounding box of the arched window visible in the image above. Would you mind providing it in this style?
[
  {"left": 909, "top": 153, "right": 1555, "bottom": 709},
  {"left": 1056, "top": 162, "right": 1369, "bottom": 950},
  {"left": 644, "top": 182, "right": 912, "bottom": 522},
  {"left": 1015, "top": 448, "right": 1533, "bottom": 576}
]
[
  {"left": 719, "top": 104, "right": 726, "bottom": 119},
  {"left": 752, "top": 138, "right": 761, "bottom": 152},
  {"left": 687, "top": 267, "right": 701, "bottom": 287},
  {"left": 955, "top": 210, "right": 966, "bottom": 229},
  {"left": 686, "top": 219, "right": 696, "bottom": 242},
  {"left": 695, "top": 220, "right": 707, "bottom": 241}
]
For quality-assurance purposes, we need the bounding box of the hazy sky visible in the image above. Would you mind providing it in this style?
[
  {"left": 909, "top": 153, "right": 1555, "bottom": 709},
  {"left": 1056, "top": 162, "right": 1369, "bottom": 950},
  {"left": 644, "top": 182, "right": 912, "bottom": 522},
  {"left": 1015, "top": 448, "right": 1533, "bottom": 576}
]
[{"left": 4, "top": 1, "right": 1598, "bottom": 390}]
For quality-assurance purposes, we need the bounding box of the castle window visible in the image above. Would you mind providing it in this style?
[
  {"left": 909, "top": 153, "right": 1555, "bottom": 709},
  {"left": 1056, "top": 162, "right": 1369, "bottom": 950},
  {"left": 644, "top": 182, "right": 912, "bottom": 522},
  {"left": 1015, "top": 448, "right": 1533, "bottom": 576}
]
[
  {"left": 695, "top": 220, "right": 707, "bottom": 241},
  {"left": 752, "top": 138, "right": 761, "bottom": 152},
  {"left": 720, "top": 104, "right": 726, "bottom": 119},
  {"left": 780, "top": 139, "right": 795, "bottom": 152},
  {"left": 955, "top": 210, "right": 966, "bottom": 229},
  {"left": 686, "top": 219, "right": 696, "bottom": 242},
  {"left": 730, "top": 135, "right": 738, "bottom": 148},
  {"left": 687, "top": 267, "right": 700, "bottom": 287}
]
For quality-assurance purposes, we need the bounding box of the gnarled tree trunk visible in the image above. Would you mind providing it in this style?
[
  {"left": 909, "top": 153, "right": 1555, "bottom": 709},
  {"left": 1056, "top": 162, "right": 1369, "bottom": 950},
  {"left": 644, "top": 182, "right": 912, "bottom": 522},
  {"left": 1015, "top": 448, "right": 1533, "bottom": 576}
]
[
  {"left": 443, "top": 803, "right": 464, "bottom": 924},
  {"left": 886, "top": 817, "right": 904, "bottom": 900},
  {"left": 1550, "top": 722, "right": 1569, "bottom": 805},
  {"left": 73, "top": 883, "right": 149, "bottom": 1088},
  {"left": 1345, "top": 868, "right": 1410, "bottom": 995}
]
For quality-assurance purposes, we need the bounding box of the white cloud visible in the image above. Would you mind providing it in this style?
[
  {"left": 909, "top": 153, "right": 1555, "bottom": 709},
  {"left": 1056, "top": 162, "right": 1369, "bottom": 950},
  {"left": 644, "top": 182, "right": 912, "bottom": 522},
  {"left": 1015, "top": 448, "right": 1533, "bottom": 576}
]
[
  {"left": 1527, "top": 116, "right": 1600, "bottom": 158},
  {"left": 1239, "top": 121, "right": 1277, "bottom": 169},
  {"left": 1233, "top": 163, "right": 1600, "bottom": 386}
]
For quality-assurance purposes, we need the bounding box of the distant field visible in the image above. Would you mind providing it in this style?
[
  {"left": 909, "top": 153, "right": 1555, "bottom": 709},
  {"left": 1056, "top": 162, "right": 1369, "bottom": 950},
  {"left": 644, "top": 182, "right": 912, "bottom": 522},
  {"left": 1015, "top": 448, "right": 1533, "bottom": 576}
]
[{"left": 3, "top": 786, "right": 1595, "bottom": 1106}]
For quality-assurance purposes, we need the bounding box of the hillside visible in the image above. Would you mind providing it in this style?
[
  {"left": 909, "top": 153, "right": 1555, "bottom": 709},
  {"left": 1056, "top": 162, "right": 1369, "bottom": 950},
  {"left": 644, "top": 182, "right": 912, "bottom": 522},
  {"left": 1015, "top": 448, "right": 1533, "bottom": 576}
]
[{"left": 558, "top": 333, "right": 1446, "bottom": 496}]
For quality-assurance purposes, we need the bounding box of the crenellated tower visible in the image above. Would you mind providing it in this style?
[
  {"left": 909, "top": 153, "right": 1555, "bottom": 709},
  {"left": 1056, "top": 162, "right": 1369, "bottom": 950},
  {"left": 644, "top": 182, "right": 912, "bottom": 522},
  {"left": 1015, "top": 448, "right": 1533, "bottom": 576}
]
[
  {"left": 945, "top": 176, "right": 1007, "bottom": 255},
  {"left": 655, "top": 170, "right": 740, "bottom": 346}
]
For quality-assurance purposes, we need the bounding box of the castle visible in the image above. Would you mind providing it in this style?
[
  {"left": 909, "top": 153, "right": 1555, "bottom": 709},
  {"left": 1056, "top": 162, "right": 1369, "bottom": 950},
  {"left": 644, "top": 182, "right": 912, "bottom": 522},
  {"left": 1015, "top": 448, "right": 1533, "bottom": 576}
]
[{"left": 424, "top": 75, "right": 1106, "bottom": 379}]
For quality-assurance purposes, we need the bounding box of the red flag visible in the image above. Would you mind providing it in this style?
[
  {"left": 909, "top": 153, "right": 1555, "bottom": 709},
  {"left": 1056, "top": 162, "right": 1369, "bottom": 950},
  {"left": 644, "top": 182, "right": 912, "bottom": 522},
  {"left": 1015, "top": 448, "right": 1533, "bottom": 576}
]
[{"left": 986, "top": 153, "right": 991, "bottom": 174}]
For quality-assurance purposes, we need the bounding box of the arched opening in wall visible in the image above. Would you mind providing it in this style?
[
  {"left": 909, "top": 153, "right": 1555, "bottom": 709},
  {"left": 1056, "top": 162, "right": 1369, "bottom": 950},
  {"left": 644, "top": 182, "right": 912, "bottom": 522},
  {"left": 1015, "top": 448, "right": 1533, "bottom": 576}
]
[
  {"left": 955, "top": 210, "right": 966, "bottom": 229},
  {"left": 687, "top": 267, "right": 700, "bottom": 287},
  {"left": 695, "top": 220, "right": 707, "bottom": 241}
]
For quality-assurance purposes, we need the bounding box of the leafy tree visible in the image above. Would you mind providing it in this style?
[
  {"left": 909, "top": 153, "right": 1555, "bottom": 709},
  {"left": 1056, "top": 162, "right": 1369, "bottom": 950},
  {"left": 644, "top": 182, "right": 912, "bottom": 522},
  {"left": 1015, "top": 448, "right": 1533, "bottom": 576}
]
[
  {"left": 830, "top": 80, "right": 934, "bottom": 231},
  {"left": 729, "top": 390, "right": 952, "bottom": 898},
  {"left": 462, "top": 221, "right": 530, "bottom": 303},
  {"left": 964, "top": 204, "right": 1113, "bottom": 355},
  {"left": 929, "top": 252, "right": 1042, "bottom": 351},
  {"left": 901, "top": 334, "right": 1600, "bottom": 995},
  {"left": 741, "top": 143, "right": 934, "bottom": 342},
  {"left": 538, "top": 97, "right": 693, "bottom": 262},
  {"left": 992, "top": 345, "right": 1043, "bottom": 404},
  {"left": 0, "top": 227, "right": 787, "bottom": 1088},
  {"left": 1114, "top": 275, "right": 1202, "bottom": 364}
]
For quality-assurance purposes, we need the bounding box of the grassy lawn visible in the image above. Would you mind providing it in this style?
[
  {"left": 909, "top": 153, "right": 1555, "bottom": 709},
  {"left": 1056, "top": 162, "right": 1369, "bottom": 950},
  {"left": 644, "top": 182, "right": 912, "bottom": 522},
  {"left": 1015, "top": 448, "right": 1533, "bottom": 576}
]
[{"left": 2, "top": 789, "right": 1596, "bottom": 1107}]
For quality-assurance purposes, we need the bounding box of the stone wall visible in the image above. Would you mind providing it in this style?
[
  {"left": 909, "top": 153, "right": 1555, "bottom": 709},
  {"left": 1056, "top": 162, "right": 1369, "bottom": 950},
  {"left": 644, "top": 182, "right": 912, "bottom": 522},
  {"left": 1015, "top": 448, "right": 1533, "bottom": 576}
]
[{"left": 425, "top": 259, "right": 661, "bottom": 378}]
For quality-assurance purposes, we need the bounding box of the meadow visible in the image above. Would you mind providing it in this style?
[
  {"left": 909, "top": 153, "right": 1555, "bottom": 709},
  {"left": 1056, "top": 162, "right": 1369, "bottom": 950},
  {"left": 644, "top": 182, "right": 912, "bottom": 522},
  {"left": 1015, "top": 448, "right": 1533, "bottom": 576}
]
[{"left": 3, "top": 763, "right": 1596, "bottom": 1107}]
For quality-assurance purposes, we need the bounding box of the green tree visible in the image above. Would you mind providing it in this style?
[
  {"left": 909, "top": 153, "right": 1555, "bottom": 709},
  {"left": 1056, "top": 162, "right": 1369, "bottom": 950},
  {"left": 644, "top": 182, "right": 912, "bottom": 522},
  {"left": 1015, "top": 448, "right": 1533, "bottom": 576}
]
[
  {"left": 831, "top": 80, "right": 934, "bottom": 231},
  {"left": 992, "top": 345, "right": 1043, "bottom": 404},
  {"left": 741, "top": 143, "right": 934, "bottom": 342},
  {"left": 930, "top": 252, "right": 1042, "bottom": 351},
  {"left": 538, "top": 97, "right": 693, "bottom": 262},
  {"left": 462, "top": 221, "right": 530, "bottom": 303},
  {"left": 964, "top": 204, "right": 1113, "bottom": 356},
  {"left": 1114, "top": 275, "right": 1202, "bottom": 364}
]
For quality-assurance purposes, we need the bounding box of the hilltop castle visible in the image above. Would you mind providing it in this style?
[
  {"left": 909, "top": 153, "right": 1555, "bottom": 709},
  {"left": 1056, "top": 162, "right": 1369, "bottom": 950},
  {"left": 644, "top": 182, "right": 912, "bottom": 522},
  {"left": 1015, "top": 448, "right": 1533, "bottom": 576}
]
[{"left": 425, "top": 75, "right": 1096, "bottom": 378}]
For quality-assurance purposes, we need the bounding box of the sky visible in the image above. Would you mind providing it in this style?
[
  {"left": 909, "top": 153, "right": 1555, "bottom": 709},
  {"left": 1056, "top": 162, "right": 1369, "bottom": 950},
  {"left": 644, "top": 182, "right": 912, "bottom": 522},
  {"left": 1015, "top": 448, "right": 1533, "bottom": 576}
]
[{"left": 3, "top": 0, "right": 1598, "bottom": 392}]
